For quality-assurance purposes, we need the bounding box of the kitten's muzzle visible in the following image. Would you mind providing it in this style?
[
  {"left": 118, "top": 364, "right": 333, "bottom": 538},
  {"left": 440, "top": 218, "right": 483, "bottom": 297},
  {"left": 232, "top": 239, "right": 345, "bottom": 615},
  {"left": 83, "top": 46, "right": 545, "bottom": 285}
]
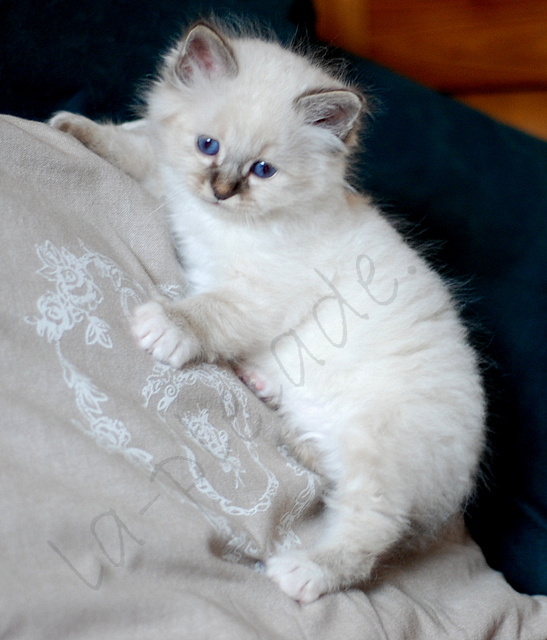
[
  {"left": 210, "top": 170, "right": 247, "bottom": 201},
  {"left": 212, "top": 184, "right": 239, "bottom": 200}
]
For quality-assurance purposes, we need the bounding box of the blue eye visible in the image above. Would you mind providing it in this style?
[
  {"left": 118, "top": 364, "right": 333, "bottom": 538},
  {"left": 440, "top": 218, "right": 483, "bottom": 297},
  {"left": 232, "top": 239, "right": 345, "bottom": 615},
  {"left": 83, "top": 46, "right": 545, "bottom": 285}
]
[
  {"left": 251, "top": 161, "right": 277, "bottom": 179},
  {"left": 197, "top": 136, "right": 219, "bottom": 156}
]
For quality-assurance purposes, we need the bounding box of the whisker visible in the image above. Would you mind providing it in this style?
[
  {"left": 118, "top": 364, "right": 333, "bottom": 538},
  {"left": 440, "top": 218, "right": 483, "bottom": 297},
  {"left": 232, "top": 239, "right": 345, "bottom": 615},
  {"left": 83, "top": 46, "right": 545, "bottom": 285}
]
[{"left": 145, "top": 184, "right": 186, "bottom": 220}]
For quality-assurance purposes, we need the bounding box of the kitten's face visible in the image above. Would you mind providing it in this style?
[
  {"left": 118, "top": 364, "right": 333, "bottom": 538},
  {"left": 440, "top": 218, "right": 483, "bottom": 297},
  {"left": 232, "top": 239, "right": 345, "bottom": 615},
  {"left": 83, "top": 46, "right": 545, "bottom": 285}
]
[
  {"left": 160, "top": 97, "right": 334, "bottom": 220},
  {"left": 148, "top": 23, "right": 364, "bottom": 221}
]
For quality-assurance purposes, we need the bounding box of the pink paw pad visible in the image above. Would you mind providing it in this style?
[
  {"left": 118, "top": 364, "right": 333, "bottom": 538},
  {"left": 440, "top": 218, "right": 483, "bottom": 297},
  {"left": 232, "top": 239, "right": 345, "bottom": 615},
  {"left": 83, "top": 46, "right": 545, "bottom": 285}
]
[{"left": 234, "top": 365, "right": 277, "bottom": 406}]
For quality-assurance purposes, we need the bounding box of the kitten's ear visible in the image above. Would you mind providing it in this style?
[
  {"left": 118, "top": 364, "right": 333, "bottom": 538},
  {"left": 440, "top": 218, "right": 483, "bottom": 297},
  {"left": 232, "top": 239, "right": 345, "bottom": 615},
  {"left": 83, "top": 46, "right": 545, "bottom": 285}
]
[
  {"left": 173, "top": 23, "right": 238, "bottom": 84},
  {"left": 295, "top": 89, "right": 364, "bottom": 142}
]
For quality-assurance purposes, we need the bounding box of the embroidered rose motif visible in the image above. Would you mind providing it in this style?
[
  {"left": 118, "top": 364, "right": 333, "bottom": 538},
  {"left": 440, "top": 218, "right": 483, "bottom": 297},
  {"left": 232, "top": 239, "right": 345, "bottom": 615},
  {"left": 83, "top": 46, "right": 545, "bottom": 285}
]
[
  {"left": 27, "top": 241, "right": 110, "bottom": 345},
  {"left": 25, "top": 240, "right": 153, "bottom": 470},
  {"left": 34, "top": 290, "right": 75, "bottom": 342},
  {"left": 37, "top": 241, "right": 104, "bottom": 310}
]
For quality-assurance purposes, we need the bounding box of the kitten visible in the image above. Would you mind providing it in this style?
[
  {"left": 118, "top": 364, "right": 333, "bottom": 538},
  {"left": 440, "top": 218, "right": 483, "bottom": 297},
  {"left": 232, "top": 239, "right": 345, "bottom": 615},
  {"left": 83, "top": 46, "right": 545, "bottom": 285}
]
[{"left": 50, "top": 21, "right": 486, "bottom": 604}]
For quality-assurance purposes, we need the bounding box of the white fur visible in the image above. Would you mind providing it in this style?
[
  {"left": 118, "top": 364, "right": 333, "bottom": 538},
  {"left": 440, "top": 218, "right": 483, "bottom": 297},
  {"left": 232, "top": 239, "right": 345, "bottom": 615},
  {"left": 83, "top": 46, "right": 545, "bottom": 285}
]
[{"left": 50, "top": 22, "right": 486, "bottom": 604}]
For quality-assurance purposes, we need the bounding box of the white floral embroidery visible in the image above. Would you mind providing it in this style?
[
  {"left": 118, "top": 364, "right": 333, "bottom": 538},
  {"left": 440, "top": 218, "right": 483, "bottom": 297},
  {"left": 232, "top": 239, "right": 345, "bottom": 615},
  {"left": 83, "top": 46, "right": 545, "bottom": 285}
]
[
  {"left": 143, "top": 362, "right": 283, "bottom": 517},
  {"left": 184, "top": 406, "right": 246, "bottom": 488},
  {"left": 26, "top": 239, "right": 319, "bottom": 563},
  {"left": 275, "top": 446, "right": 322, "bottom": 549},
  {"left": 25, "top": 240, "right": 153, "bottom": 470},
  {"left": 142, "top": 359, "right": 322, "bottom": 553},
  {"left": 158, "top": 283, "right": 185, "bottom": 300}
]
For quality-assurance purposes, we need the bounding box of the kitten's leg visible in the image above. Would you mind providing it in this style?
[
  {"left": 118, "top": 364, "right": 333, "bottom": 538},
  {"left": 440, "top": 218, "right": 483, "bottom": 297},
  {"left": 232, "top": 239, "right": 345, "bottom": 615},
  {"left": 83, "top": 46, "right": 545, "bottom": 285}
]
[
  {"left": 267, "top": 497, "right": 404, "bottom": 604},
  {"left": 49, "top": 112, "right": 156, "bottom": 184},
  {"left": 279, "top": 423, "right": 324, "bottom": 475},
  {"left": 266, "top": 431, "right": 409, "bottom": 603},
  {"left": 133, "top": 298, "right": 326, "bottom": 477},
  {"left": 131, "top": 293, "right": 270, "bottom": 368}
]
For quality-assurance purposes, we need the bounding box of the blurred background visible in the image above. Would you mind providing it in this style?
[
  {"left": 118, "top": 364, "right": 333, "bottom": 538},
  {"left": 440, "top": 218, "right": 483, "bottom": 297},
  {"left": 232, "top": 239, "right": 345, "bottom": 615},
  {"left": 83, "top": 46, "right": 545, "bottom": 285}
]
[{"left": 315, "top": 0, "right": 547, "bottom": 141}]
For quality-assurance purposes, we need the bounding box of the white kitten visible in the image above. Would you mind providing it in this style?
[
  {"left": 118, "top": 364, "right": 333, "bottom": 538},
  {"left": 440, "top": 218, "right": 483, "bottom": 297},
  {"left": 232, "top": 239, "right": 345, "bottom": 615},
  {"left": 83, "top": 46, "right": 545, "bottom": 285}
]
[{"left": 51, "top": 21, "right": 485, "bottom": 603}]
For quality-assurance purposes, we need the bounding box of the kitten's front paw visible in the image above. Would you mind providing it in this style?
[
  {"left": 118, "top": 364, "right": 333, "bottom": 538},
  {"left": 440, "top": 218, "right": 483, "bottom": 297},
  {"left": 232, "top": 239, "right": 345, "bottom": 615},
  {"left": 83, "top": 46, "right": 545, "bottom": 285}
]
[
  {"left": 49, "top": 111, "right": 99, "bottom": 145},
  {"left": 131, "top": 301, "right": 199, "bottom": 368},
  {"left": 266, "top": 552, "right": 329, "bottom": 604}
]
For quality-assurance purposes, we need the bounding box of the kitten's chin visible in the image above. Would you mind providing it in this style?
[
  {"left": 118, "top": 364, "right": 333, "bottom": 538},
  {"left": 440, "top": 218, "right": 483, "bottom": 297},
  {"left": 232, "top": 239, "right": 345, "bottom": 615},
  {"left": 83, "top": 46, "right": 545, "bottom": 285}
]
[
  {"left": 200, "top": 196, "right": 264, "bottom": 220},
  {"left": 198, "top": 194, "right": 224, "bottom": 209}
]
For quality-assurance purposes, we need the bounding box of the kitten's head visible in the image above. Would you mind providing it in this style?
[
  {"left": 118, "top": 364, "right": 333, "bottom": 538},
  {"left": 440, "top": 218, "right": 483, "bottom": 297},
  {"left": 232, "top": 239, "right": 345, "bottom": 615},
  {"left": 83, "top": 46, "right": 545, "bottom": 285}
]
[{"left": 147, "top": 21, "right": 365, "bottom": 221}]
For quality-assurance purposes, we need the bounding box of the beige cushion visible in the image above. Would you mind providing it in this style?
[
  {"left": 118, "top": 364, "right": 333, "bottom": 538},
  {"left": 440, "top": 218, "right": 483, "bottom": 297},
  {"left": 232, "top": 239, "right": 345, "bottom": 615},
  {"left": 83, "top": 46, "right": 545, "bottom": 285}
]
[{"left": 1, "top": 114, "right": 546, "bottom": 639}]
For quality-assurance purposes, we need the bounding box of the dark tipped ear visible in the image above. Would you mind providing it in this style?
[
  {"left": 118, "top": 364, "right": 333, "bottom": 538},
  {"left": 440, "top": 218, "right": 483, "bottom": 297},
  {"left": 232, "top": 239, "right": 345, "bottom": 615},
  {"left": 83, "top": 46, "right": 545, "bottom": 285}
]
[
  {"left": 174, "top": 23, "right": 238, "bottom": 84},
  {"left": 295, "top": 89, "right": 364, "bottom": 141}
]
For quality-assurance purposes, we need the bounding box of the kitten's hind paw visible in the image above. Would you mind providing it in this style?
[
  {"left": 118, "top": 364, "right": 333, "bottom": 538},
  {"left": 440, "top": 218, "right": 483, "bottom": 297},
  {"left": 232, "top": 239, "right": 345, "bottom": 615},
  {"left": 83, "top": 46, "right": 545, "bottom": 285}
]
[
  {"left": 266, "top": 552, "right": 329, "bottom": 604},
  {"left": 234, "top": 364, "right": 279, "bottom": 408},
  {"left": 131, "top": 301, "right": 199, "bottom": 368}
]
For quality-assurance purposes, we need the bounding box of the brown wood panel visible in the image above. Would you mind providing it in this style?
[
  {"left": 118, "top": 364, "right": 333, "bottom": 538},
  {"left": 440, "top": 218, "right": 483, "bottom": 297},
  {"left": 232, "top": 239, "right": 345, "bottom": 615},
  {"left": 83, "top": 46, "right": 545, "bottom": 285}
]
[
  {"left": 315, "top": 0, "right": 547, "bottom": 93},
  {"left": 313, "top": 1, "right": 547, "bottom": 140},
  {"left": 314, "top": 0, "right": 370, "bottom": 54},
  {"left": 369, "top": 0, "right": 547, "bottom": 92},
  {"left": 458, "top": 90, "right": 547, "bottom": 140}
]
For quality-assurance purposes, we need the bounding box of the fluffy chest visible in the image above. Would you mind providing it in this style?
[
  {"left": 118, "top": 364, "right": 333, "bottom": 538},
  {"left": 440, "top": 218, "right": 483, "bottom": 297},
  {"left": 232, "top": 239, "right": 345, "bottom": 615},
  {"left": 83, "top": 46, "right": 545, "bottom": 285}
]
[{"left": 167, "top": 195, "right": 288, "bottom": 295}]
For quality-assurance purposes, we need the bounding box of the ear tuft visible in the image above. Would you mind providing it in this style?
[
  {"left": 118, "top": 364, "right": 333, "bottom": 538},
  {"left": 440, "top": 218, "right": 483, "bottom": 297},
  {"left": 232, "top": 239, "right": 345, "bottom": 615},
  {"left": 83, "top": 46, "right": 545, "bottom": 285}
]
[
  {"left": 173, "top": 23, "right": 238, "bottom": 84},
  {"left": 295, "top": 89, "right": 364, "bottom": 141}
]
